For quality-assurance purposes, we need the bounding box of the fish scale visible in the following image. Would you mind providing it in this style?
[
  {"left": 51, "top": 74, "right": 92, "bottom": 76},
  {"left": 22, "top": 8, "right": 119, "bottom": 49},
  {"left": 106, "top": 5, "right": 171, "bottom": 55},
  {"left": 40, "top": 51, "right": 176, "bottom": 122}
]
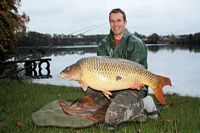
[
  {"left": 80, "top": 57, "right": 152, "bottom": 88},
  {"left": 60, "top": 56, "right": 172, "bottom": 104}
]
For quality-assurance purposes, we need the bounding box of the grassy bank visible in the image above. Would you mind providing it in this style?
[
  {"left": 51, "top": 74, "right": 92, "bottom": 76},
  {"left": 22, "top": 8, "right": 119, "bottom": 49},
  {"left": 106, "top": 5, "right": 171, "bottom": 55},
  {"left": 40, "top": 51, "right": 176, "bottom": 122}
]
[{"left": 0, "top": 79, "right": 200, "bottom": 133}]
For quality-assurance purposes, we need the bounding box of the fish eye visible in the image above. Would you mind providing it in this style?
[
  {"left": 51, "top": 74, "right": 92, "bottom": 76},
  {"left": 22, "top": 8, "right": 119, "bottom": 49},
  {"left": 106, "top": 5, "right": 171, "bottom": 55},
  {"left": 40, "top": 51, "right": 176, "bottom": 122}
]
[{"left": 66, "top": 66, "right": 71, "bottom": 71}]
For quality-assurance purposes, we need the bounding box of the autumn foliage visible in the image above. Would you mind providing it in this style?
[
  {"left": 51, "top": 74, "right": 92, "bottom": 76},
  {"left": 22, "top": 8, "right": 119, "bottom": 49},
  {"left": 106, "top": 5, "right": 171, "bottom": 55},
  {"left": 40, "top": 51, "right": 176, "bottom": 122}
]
[{"left": 0, "top": 0, "right": 29, "bottom": 53}]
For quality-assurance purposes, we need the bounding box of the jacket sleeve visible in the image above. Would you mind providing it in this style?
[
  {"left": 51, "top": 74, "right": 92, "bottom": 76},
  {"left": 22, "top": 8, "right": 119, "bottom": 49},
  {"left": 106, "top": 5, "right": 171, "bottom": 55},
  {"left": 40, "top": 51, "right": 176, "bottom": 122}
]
[
  {"left": 128, "top": 37, "right": 149, "bottom": 92},
  {"left": 127, "top": 37, "right": 148, "bottom": 69},
  {"left": 97, "top": 38, "right": 109, "bottom": 56}
]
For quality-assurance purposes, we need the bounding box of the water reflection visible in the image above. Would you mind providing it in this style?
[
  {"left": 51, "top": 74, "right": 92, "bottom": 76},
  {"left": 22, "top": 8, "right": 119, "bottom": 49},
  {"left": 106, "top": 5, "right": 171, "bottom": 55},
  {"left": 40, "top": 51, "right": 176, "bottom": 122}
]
[
  {"left": 16, "top": 44, "right": 200, "bottom": 59},
  {"left": 147, "top": 44, "right": 200, "bottom": 53},
  {"left": 52, "top": 47, "right": 98, "bottom": 56}
]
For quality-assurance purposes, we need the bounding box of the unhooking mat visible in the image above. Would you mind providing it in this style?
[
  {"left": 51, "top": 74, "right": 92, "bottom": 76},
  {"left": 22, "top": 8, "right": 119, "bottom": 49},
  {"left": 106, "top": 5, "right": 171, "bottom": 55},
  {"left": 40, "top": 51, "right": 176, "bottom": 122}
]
[{"left": 31, "top": 100, "right": 98, "bottom": 128}]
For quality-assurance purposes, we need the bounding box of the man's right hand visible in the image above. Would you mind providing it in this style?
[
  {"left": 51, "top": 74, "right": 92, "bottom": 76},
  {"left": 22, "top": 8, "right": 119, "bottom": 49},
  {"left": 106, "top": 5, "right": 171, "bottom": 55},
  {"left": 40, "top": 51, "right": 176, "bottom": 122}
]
[{"left": 131, "top": 81, "right": 144, "bottom": 90}]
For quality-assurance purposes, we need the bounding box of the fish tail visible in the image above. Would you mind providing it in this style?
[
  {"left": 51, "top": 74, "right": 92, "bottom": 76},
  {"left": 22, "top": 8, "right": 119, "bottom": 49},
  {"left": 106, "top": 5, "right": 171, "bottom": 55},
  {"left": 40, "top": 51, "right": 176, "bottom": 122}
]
[{"left": 152, "top": 76, "right": 172, "bottom": 105}]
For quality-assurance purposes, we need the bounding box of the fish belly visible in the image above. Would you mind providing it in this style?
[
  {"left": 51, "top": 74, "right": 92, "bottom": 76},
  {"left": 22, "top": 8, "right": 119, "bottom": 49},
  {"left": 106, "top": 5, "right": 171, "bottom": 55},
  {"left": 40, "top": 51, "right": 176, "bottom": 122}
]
[{"left": 81, "top": 69, "right": 141, "bottom": 92}]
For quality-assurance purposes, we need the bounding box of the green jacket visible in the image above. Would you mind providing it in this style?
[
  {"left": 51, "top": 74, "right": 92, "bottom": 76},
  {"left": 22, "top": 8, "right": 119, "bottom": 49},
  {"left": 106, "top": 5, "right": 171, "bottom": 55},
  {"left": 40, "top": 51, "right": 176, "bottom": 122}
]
[{"left": 97, "top": 28, "right": 148, "bottom": 69}]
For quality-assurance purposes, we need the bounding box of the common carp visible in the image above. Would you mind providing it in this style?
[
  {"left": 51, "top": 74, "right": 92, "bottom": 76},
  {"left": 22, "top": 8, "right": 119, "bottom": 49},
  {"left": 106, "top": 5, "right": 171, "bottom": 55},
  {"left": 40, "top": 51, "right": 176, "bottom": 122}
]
[{"left": 60, "top": 56, "right": 172, "bottom": 105}]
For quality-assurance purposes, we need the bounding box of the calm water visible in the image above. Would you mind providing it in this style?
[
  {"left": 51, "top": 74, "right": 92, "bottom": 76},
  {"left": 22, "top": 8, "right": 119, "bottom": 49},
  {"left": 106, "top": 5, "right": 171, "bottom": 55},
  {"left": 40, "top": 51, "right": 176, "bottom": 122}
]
[{"left": 32, "top": 44, "right": 200, "bottom": 97}]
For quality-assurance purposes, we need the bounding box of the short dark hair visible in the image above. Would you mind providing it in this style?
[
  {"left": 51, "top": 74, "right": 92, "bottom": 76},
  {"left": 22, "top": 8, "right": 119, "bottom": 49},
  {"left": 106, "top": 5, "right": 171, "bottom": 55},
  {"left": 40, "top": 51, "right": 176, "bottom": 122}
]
[{"left": 109, "top": 8, "right": 126, "bottom": 21}]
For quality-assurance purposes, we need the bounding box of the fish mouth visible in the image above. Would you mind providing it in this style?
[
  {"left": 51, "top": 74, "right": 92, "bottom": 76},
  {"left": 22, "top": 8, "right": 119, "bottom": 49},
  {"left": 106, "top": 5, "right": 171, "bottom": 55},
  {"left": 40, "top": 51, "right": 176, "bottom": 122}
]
[
  {"left": 59, "top": 73, "right": 71, "bottom": 80},
  {"left": 59, "top": 73, "right": 66, "bottom": 79}
]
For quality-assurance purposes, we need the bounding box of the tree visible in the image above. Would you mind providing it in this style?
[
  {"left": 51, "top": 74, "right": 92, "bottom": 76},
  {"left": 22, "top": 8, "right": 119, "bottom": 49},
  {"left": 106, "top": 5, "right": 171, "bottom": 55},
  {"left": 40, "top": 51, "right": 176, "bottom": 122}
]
[
  {"left": 134, "top": 32, "right": 146, "bottom": 39},
  {"left": 0, "top": 0, "right": 29, "bottom": 53},
  {"left": 193, "top": 33, "right": 200, "bottom": 44},
  {"left": 147, "top": 33, "right": 160, "bottom": 44}
]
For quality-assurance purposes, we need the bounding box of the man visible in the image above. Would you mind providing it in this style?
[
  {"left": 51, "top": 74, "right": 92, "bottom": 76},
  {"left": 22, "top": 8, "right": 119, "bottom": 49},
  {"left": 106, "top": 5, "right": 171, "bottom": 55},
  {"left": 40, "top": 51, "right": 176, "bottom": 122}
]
[
  {"left": 93, "top": 8, "right": 159, "bottom": 126},
  {"left": 60, "top": 8, "right": 159, "bottom": 128}
]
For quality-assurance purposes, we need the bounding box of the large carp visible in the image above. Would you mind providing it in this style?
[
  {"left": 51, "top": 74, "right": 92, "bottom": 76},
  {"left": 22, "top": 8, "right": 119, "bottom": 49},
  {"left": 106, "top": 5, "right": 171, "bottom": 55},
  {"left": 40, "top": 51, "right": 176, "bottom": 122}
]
[{"left": 60, "top": 56, "right": 172, "bottom": 105}]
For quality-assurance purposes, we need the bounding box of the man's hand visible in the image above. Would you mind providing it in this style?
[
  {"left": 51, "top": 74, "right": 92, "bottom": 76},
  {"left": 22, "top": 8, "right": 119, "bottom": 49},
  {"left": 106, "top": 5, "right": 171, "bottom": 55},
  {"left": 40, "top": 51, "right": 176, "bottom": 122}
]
[{"left": 131, "top": 81, "right": 144, "bottom": 90}]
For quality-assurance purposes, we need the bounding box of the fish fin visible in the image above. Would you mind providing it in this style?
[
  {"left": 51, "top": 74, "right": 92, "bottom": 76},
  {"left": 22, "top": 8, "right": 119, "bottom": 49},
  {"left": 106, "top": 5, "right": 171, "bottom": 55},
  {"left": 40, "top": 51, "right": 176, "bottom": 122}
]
[
  {"left": 153, "top": 76, "right": 172, "bottom": 105},
  {"left": 79, "top": 81, "right": 88, "bottom": 91},
  {"left": 102, "top": 91, "right": 112, "bottom": 100}
]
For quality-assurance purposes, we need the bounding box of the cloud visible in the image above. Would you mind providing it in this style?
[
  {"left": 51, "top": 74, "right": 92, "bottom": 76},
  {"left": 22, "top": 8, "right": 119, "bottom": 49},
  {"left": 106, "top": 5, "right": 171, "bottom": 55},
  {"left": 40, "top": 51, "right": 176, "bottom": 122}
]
[{"left": 20, "top": 0, "right": 200, "bottom": 35}]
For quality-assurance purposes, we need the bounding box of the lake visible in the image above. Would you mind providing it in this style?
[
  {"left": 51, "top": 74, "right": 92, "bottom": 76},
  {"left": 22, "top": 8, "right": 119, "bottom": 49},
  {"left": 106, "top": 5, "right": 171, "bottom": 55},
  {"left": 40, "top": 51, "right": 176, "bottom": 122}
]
[{"left": 31, "top": 44, "right": 200, "bottom": 97}]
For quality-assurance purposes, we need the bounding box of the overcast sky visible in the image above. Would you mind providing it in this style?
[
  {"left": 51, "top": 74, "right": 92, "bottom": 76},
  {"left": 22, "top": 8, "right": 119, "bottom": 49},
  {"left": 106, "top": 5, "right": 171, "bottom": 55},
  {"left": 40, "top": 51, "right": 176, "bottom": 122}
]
[{"left": 19, "top": 0, "right": 200, "bottom": 35}]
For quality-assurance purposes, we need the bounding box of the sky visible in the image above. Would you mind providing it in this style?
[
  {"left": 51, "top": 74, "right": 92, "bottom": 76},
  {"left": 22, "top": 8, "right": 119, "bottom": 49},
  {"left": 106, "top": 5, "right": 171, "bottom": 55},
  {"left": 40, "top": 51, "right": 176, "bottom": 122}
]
[{"left": 19, "top": 0, "right": 200, "bottom": 36}]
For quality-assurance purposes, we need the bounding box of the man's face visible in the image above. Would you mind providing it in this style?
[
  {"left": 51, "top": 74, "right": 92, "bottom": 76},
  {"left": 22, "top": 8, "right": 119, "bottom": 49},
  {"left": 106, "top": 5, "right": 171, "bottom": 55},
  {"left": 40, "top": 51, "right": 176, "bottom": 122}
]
[{"left": 109, "top": 12, "right": 127, "bottom": 37}]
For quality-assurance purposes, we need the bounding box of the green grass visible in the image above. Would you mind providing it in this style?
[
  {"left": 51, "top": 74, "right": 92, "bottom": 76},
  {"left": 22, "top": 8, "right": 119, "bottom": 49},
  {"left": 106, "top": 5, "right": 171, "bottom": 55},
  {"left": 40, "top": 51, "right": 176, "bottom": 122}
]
[{"left": 0, "top": 79, "right": 200, "bottom": 133}]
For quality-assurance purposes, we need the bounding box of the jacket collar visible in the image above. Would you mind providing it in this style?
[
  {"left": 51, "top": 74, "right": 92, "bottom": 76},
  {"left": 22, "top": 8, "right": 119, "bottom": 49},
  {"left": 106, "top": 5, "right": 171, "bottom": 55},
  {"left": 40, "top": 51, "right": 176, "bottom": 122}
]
[
  {"left": 108, "top": 28, "right": 132, "bottom": 46},
  {"left": 109, "top": 28, "right": 132, "bottom": 38}
]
